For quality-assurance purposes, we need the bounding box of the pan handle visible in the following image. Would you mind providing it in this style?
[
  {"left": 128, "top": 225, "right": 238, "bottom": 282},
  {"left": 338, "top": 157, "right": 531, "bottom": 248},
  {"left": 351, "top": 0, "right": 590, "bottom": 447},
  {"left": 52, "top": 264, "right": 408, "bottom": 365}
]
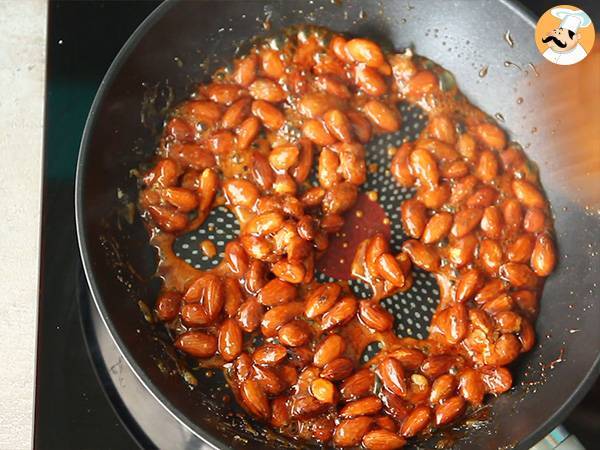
[{"left": 531, "top": 426, "right": 585, "bottom": 450}]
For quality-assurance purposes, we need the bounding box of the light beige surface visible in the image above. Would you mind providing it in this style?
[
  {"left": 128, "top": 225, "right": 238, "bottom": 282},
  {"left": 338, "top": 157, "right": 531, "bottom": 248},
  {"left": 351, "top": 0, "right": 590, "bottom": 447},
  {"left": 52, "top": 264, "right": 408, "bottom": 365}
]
[{"left": 0, "top": 0, "right": 47, "bottom": 448}]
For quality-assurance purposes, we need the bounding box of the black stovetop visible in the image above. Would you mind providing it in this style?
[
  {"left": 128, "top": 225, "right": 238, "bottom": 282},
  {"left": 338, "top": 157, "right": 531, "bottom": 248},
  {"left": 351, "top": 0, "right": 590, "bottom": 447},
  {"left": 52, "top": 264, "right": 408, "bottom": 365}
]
[{"left": 35, "top": 1, "right": 599, "bottom": 449}]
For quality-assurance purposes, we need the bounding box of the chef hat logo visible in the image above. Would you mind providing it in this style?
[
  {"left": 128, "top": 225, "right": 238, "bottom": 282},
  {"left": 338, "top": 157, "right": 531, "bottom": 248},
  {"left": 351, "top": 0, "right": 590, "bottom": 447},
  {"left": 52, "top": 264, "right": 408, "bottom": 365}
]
[
  {"left": 550, "top": 7, "right": 592, "bottom": 33},
  {"left": 535, "top": 4, "right": 595, "bottom": 66}
]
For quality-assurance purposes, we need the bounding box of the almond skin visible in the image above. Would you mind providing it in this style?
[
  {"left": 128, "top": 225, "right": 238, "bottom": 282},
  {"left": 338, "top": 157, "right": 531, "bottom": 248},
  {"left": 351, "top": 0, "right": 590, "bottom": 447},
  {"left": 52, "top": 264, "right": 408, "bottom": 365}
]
[
  {"left": 362, "top": 429, "right": 406, "bottom": 450},
  {"left": 334, "top": 417, "right": 374, "bottom": 447},
  {"left": 359, "top": 301, "right": 394, "bottom": 331},
  {"left": 313, "top": 334, "right": 346, "bottom": 367},
  {"left": 530, "top": 232, "right": 556, "bottom": 276},
  {"left": 399, "top": 406, "right": 431, "bottom": 437}
]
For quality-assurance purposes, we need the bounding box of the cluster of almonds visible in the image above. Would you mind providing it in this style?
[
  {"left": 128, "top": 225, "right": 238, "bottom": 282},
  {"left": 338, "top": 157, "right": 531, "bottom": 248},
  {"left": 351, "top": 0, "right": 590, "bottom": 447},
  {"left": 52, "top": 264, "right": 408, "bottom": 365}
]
[{"left": 139, "top": 27, "right": 556, "bottom": 449}]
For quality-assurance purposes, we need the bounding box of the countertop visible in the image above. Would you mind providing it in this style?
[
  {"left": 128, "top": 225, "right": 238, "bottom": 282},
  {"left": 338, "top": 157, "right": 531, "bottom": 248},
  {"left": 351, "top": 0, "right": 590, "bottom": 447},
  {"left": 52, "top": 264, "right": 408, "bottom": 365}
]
[{"left": 0, "top": 1, "right": 46, "bottom": 449}]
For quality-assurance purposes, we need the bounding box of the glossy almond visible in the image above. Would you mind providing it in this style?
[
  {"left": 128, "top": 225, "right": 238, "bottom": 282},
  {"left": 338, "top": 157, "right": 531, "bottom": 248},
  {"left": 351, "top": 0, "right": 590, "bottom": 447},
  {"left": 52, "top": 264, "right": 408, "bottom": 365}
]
[
  {"left": 236, "top": 299, "right": 263, "bottom": 332},
  {"left": 321, "top": 297, "right": 358, "bottom": 331},
  {"left": 251, "top": 100, "right": 284, "bottom": 130},
  {"left": 530, "top": 232, "right": 556, "bottom": 277},
  {"left": 479, "top": 239, "right": 504, "bottom": 275},
  {"left": 261, "top": 302, "right": 304, "bottom": 337},
  {"left": 362, "top": 429, "right": 406, "bottom": 450},
  {"left": 475, "top": 150, "right": 499, "bottom": 182},
  {"left": 305, "top": 283, "right": 342, "bottom": 318},
  {"left": 409, "top": 148, "right": 439, "bottom": 188},
  {"left": 345, "top": 38, "right": 385, "bottom": 67},
  {"left": 376, "top": 253, "right": 406, "bottom": 287},
  {"left": 454, "top": 268, "right": 484, "bottom": 303},
  {"left": 389, "top": 348, "right": 426, "bottom": 370},
  {"left": 434, "top": 396, "right": 465, "bottom": 426},
  {"left": 253, "top": 343, "right": 287, "bottom": 366},
  {"left": 447, "top": 234, "right": 478, "bottom": 268},
  {"left": 324, "top": 109, "right": 353, "bottom": 143},
  {"left": 321, "top": 358, "right": 355, "bottom": 381},
  {"left": 303, "top": 118, "right": 336, "bottom": 146},
  {"left": 401, "top": 199, "right": 427, "bottom": 239},
  {"left": 507, "top": 234, "right": 536, "bottom": 263},
  {"left": 359, "top": 301, "right": 394, "bottom": 331},
  {"left": 512, "top": 179, "right": 545, "bottom": 208},
  {"left": 451, "top": 207, "right": 483, "bottom": 238},
  {"left": 429, "top": 374, "right": 457, "bottom": 404},
  {"left": 175, "top": 331, "right": 217, "bottom": 358},
  {"left": 457, "top": 369, "right": 485, "bottom": 405},
  {"left": 340, "top": 369, "right": 375, "bottom": 400},
  {"left": 218, "top": 318, "right": 243, "bottom": 362},
  {"left": 432, "top": 304, "right": 468, "bottom": 345},
  {"left": 341, "top": 396, "right": 382, "bottom": 418},
  {"left": 401, "top": 240, "right": 440, "bottom": 272},
  {"left": 420, "top": 355, "right": 459, "bottom": 379},
  {"left": 379, "top": 357, "right": 408, "bottom": 397},
  {"left": 399, "top": 406, "right": 431, "bottom": 437},
  {"left": 240, "top": 379, "right": 270, "bottom": 420},
  {"left": 155, "top": 291, "right": 181, "bottom": 322},
  {"left": 422, "top": 212, "right": 453, "bottom": 244},
  {"left": 363, "top": 100, "right": 400, "bottom": 132},
  {"left": 334, "top": 417, "right": 374, "bottom": 447},
  {"left": 499, "top": 262, "right": 538, "bottom": 288},
  {"left": 480, "top": 365, "right": 513, "bottom": 394},
  {"left": 278, "top": 320, "right": 311, "bottom": 347},
  {"left": 313, "top": 334, "right": 346, "bottom": 367},
  {"left": 257, "top": 279, "right": 297, "bottom": 307},
  {"left": 390, "top": 142, "right": 415, "bottom": 187}
]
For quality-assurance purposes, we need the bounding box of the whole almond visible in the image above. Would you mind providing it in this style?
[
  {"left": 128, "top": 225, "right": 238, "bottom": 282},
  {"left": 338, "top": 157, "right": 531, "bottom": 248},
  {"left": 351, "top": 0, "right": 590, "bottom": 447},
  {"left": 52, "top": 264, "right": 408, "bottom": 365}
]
[
  {"left": 479, "top": 365, "right": 513, "bottom": 394},
  {"left": 499, "top": 262, "right": 538, "bottom": 288},
  {"left": 507, "top": 234, "right": 536, "bottom": 263},
  {"left": 175, "top": 331, "right": 217, "bottom": 358},
  {"left": 401, "top": 239, "right": 440, "bottom": 272},
  {"left": 253, "top": 343, "right": 288, "bottom": 366},
  {"left": 257, "top": 278, "right": 296, "bottom": 306},
  {"left": 362, "top": 429, "right": 406, "bottom": 450},
  {"left": 422, "top": 212, "right": 453, "bottom": 244},
  {"left": 314, "top": 334, "right": 346, "bottom": 367},
  {"left": 310, "top": 378, "right": 337, "bottom": 403},
  {"left": 305, "top": 283, "right": 342, "bottom": 318},
  {"left": 340, "top": 396, "right": 382, "bottom": 418},
  {"left": 481, "top": 205, "right": 503, "bottom": 239},
  {"left": 278, "top": 320, "right": 311, "bottom": 347},
  {"left": 429, "top": 374, "right": 457, "bottom": 404},
  {"left": 420, "top": 355, "right": 460, "bottom": 379},
  {"left": 451, "top": 207, "right": 483, "bottom": 238},
  {"left": 340, "top": 369, "right": 375, "bottom": 400},
  {"left": 379, "top": 357, "right": 408, "bottom": 397},
  {"left": 434, "top": 396, "right": 465, "bottom": 426},
  {"left": 321, "top": 357, "right": 355, "bottom": 381},
  {"left": 401, "top": 199, "right": 427, "bottom": 239},
  {"left": 474, "top": 278, "right": 507, "bottom": 304},
  {"left": 261, "top": 302, "right": 304, "bottom": 337},
  {"left": 237, "top": 299, "right": 264, "bottom": 332},
  {"left": 389, "top": 348, "right": 426, "bottom": 370},
  {"left": 479, "top": 239, "right": 504, "bottom": 275},
  {"left": 218, "top": 318, "right": 243, "bottom": 362},
  {"left": 457, "top": 368, "right": 485, "bottom": 405},
  {"left": 359, "top": 301, "right": 394, "bottom": 331},
  {"left": 399, "top": 405, "right": 431, "bottom": 437},
  {"left": 531, "top": 232, "right": 556, "bottom": 276},
  {"left": 321, "top": 297, "right": 358, "bottom": 331},
  {"left": 376, "top": 253, "right": 406, "bottom": 287},
  {"left": 240, "top": 379, "right": 270, "bottom": 420},
  {"left": 409, "top": 148, "right": 439, "bottom": 188},
  {"left": 454, "top": 268, "right": 484, "bottom": 303},
  {"left": 334, "top": 417, "right": 374, "bottom": 447},
  {"left": 512, "top": 179, "right": 546, "bottom": 208}
]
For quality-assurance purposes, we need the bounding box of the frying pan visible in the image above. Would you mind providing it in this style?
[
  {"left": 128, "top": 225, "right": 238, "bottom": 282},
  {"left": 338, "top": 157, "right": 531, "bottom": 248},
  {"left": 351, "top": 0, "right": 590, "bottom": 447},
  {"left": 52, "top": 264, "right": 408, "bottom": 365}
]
[{"left": 75, "top": 0, "right": 600, "bottom": 448}]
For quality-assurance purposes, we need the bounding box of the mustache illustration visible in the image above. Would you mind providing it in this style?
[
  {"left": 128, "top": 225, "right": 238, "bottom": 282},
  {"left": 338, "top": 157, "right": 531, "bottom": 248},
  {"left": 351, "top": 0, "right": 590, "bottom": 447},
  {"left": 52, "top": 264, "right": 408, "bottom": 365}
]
[{"left": 542, "top": 35, "right": 567, "bottom": 48}]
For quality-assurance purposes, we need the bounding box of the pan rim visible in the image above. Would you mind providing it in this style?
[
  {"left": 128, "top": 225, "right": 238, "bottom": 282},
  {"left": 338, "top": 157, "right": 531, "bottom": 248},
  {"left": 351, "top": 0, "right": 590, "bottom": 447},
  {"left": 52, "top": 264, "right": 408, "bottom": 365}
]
[{"left": 74, "top": 0, "right": 600, "bottom": 449}]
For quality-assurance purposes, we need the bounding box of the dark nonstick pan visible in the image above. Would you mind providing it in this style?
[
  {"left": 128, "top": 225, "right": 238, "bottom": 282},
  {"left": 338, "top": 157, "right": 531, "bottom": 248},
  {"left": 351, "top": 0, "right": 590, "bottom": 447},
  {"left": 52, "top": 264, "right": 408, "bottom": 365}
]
[{"left": 75, "top": 1, "right": 600, "bottom": 448}]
